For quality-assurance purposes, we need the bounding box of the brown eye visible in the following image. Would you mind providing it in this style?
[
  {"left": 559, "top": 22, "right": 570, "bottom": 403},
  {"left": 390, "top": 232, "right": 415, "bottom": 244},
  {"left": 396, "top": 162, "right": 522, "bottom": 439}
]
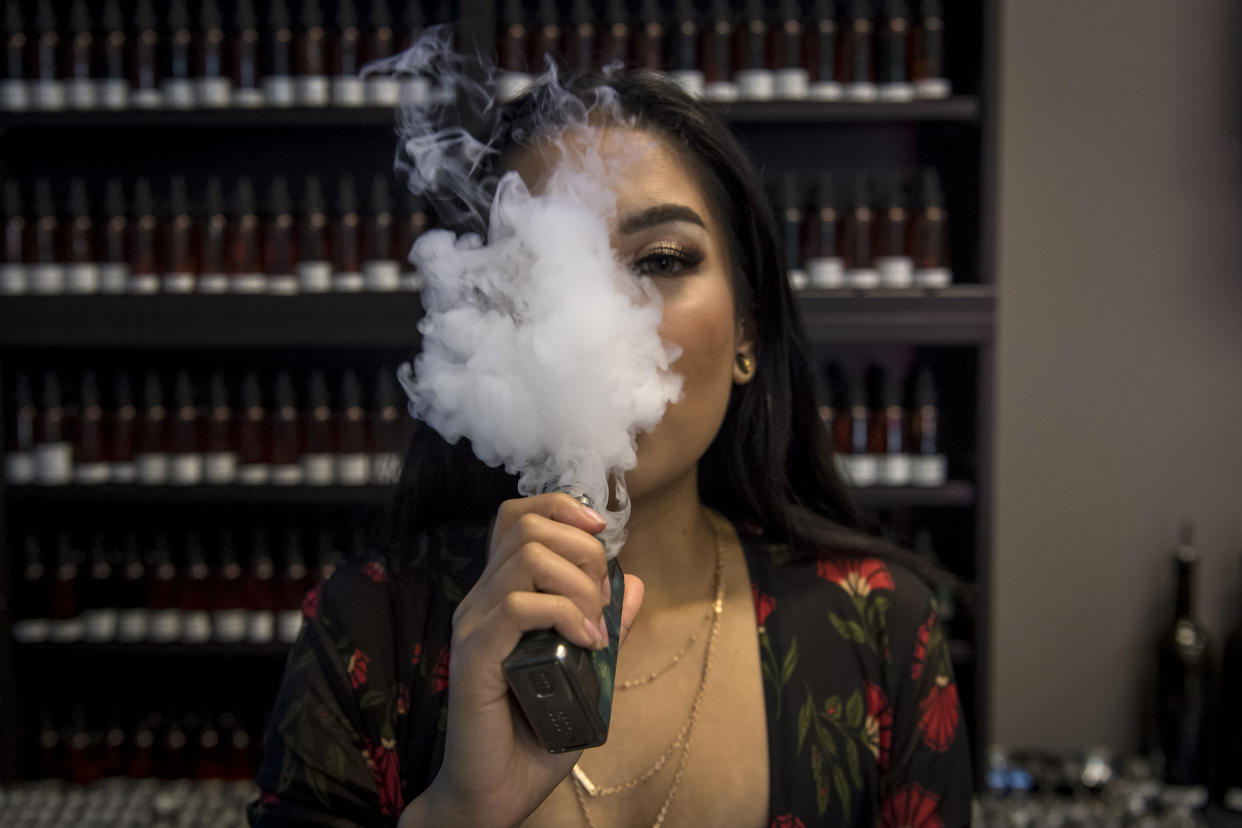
[{"left": 633, "top": 245, "right": 702, "bottom": 277}]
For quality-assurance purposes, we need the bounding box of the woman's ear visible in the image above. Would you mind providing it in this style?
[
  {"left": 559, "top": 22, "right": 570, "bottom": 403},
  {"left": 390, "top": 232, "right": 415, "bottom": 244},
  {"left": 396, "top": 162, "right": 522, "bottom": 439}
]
[{"left": 732, "top": 317, "right": 757, "bottom": 385}]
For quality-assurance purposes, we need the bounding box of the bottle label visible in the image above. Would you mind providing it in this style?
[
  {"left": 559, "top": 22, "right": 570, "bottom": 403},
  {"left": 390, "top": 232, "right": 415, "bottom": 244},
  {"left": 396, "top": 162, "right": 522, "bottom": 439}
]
[
  {"left": 807, "top": 257, "right": 846, "bottom": 289},
  {"left": 298, "top": 261, "right": 333, "bottom": 292},
  {"left": 65, "top": 263, "right": 101, "bottom": 293},
  {"left": 233, "top": 87, "right": 265, "bottom": 108},
  {"left": 876, "top": 256, "right": 914, "bottom": 288},
  {"left": 846, "top": 454, "right": 879, "bottom": 487},
  {"left": 911, "top": 455, "right": 948, "bottom": 487},
  {"left": 0, "top": 78, "right": 29, "bottom": 111},
  {"left": 11, "top": 618, "right": 51, "bottom": 643},
  {"left": 295, "top": 76, "right": 330, "bottom": 106},
  {"left": 49, "top": 617, "right": 86, "bottom": 642},
  {"left": 844, "top": 82, "right": 879, "bottom": 102},
  {"left": 913, "top": 267, "right": 952, "bottom": 289},
  {"left": 181, "top": 610, "right": 213, "bottom": 643},
  {"left": 400, "top": 271, "right": 424, "bottom": 292},
  {"left": 365, "top": 76, "right": 401, "bottom": 106},
  {"left": 34, "top": 442, "right": 73, "bottom": 485},
  {"left": 278, "top": 609, "right": 303, "bottom": 644},
  {"left": 198, "top": 273, "right": 230, "bottom": 294},
  {"left": 29, "top": 263, "right": 66, "bottom": 294},
  {"left": 73, "top": 462, "right": 112, "bottom": 485},
  {"left": 0, "top": 263, "right": 26, "bottom": 294},
  {"left": 266, "top": 274, "right": 299, "bottom": 295},
  {"left": 236, "top": 463, "right": 271, "bottom": 486},
  {"left": 877, "top": 82, "right": 916, "bottom": 103},
  {"left": 4, "top": 452, "right": 35, "bottom": 485},
  {"left": 809, "top": 80, "right": 843, "bottom": 101},
  {"left": 231, "top": 273, "right": 267, "bottom": 294},
  {"left": 110, "top": 462, "right": 137, "bottom": 484},
  {"left": 332, "top": 272, "right": 365, "bottom": 292},
  {"left": 703, "top": 81, "right": 740, "bottom": 102},
  {"left": 161, "top": 78, "right": 196, "bottom": 109},
  {"left": 302, "top": 454, "right": 335, "bottom": 486},
  {"left": 98, "top": 79, "right": 129, "bottom": 110},
  {"left": 68, "top": 79, "right": 98, "bottom": 109},
  {"left": 162, "top": 272, "right": 197, "bottom": 294},
  {"left": 336, "top": 454, "right": 371, "bottom": 486},
  {"left": 32, "top": 80, "right": 67, "bottom": 111},
  {"left": 270, "top": 464, "right": 305, "bottom": 486},
  {"left": 249, "top": 610, "right": 276, "bottom": 643},
  {"left": 130, "top": 87, "right": 164, "bottom": 109},
  {"left": 204, "top": 452, "right": 238, "bottom": 484},
  {"left": 83, "top": 608, "right": 119, "bottom": 643},
  {"left": 128, "top": 273, "right": 161, "bottom": 294},
  {"left": 845, "top": 267, "right": 881, "bottom": 289},
  {"left": 148, "top": 608, "right": 182, "bottom": 642},
  {"left": 195, "top": 77, "right": 232, "bottom": 108},
  {"left": 135, "top": 452, "right": 170, "bottom": 486},
  {"left": 99, "top": 262, "right": 131, "bottom": 293},
  {"left": 212, "top": 608, "right": 249, "bottom": 642},
  {"left": 371, "top": 453, "right": 402, "bottom": 485},
  {"left": 363, "top": 260, "right": 401, "bottom": 291},
  {"left": 914, "top": 78, "right": 952, "bottom": 100},
  {"left": 773, "top": 68, "right": 810, "bottom": 100},
  {"left": 735, "top": 69, "right": 776, "bottom": 101},
  {"left": 880, "top": 454, "right": 913, "bottom": 487},
  {"left": 168, "top": 453, "right": 204, "bottom": 486},
  {"left": 669, "top": 71, "right": 705, "bottom": 99},
  {"left": 117, "top": 608, "right": 149, "bottom": 642},
  {"left": 331, "top": 76, "right": 366, "bottom": 107},
  {"left": 786, "top": 268, "right": 809, "bottom": 291}
]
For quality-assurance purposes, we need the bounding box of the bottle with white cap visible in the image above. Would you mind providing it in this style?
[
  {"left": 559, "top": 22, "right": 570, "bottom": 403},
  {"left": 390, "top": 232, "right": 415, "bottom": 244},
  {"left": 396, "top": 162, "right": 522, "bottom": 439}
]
[
  {"left": 66, "top": 0, "right": 98, "bottom": 109},
  {"left": 32, "top": 0, "right": 66, "bottom": 110},
  {"left": 877, "top": 0, "right": 915, "bottom": 102},
  {"left": 232, "top": 0, "right": 265, "bottom": 106},
  {"left": 196, "top": 0, "right": 233, "bottom": 107},
  {"left": 130, "top": 0, "right": 163, "bottom": 108},
  {"left": 2, "top": 179, "right": 28, "bottom": 295},
  {"left": 129, "top": 177, "right": 161, "bottom": 294},
  {"left": 331, "top": 0, "right": 366, "bottom": 105},
  {"left": 363, "top": 0, "right": 399, "bottom": 105},
  {"left": 298, "top": 175, "right": 333, "bottom": 292},
  {"left": 668, "top": 0, "right": 703, "bottom": 98},
  {"left": 30, "top": 178, "right": 64, "bottom": 295},
  {"left": 1, "top": 0, "right": 29, "bottom": 111},
  {"left": 198, "top": 177, "right": 230, "bottom": 293},
  {"left": 702, "top": 0, "right": 738, "bottom": 102},
  {"left": 735, "top": 0, "right": 775, "bottom": 101},
  {"left": 262, "top": 0, "right": 296, "bottom": 106},
  {"left": 98, "top": 0, "right": 128, "bottom": 109},
  {"left": 363, "top": 174, "right": 400, "bottom": 291},
  {"left": 163, "top": 0, "right": 196, "bottom": 108},
  {"left": 295, "top": 0, "right": 330, "bottom": 105},
  {"left": 163, "top": 176, "right": 197, "bottom": 294}
]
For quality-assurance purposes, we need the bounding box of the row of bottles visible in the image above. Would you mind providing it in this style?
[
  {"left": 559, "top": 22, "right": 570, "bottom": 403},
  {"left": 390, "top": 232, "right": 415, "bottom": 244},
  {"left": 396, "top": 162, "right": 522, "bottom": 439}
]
[
  {"left": 498, "top": 0, "right": 951, "bottom": 103},
  {"left": 818, "top": 361, "right": 947, "bottom": 487},
  {"left": 4, "top": 366, "right": 412, "bottom": 487},
  {"left": 10, "top": 522, "right": 353, "bottom": 645},
  {"left": 0, "top": 174, "right": 427, "bottom": 295},
  {"left": 0, "top": 779, "right": 255, "bottom": 827},
  {"left": 776, "top": 167, "right": 951, "bottom": 291},
  {"left": 1151, "top": 520, "right": 1242, "bottom": 810},
  {"left": 32, "top": 700, "right": 265, "bottom": 784},
  {"left": 0, "top": 0, "right": 451, "bottom": 111}
]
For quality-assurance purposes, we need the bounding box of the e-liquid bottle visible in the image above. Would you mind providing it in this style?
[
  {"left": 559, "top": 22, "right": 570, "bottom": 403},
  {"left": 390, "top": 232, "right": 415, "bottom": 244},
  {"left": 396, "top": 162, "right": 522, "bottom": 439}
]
[
  {"left": 601, "top": 0, "right": 631, "bottom": 69},
  {"left": 396, "top": 187, "right": 427, "bottom": 290},
  {"left": 635, "top": 0, "right": 665, "bottom": 72},
  {"left": 129, "top": 177, "right": 161, "bottom": 294},
  {"left": 236, "top": 371, "right": 270, "bottom": 485},
  {"left": 67, "top": 0, "right": 98, "bottom": 110},
  {"left": 164, "top": 176, "right": 197, "bottom": 294},
  {"left": 364, "top": 0, "right": 399, "bottom": 104},
  {"left": 100, "top": 179, "right": 130, "bottom": 293},
  {"left": 772, "top": 0, "right": 808, "bottom": 100},
  {"left": 805, "top": 173, "right": 844, "bottom": 289},
  {"left": 301, "top": 370, "right": 334, "bottom": 485},
  {"left": 878, "top": 366, "right": 911, "bottom": 485},
  {"left": 873, "top": 171, "right": 913, "bottom": 287},
  {"left": 566, "top": 0, "right": 597, "bottom": 74},
  {"left": 841, "top": 0, "right": 877, "bottom": 102},
  {"left": 907, "top": 365, "right": 946, "bottom": 486},
  {"left": 370, "top": 365, "right": 405, "bottom": 484},
  {"left": 30, "top": 178, "right": 64, "bottom": 295},
  {"left": 363, "top": 173, "right": 399, "bottom": 291},
  {"left": 64, "top": 191, "right": 109, "bottom": 305},
  {"left": 198, "top": 176, "right": 230, "bottom": 293},
  {"left": 246, "top": 528, "right": 277, "bottom": 643},
  {"left": 734, "top": 0, "right": 774, "bottom": 101},
  {"left": 808, "top": 0, "right": 841, "bottom": 100},
  {"left": 32, "top": 0, "right": 66, "bottom": 110},
  {"left": 231, "top": 0, "right": 264, "bottom": 106},
  {"left": 2, "top": 179, "right": 27, "bottom": 295},
  {"left": 229, "top": 176, "right": 265, "bottom": 294},
  {"left": 12, "top": 534, "right": 50, "bottom": 642},
  {"left": 135, "top": 372, "right": 169, "bottom": 486},
  {"left": 107, "top": 374, "right": 138, "bottom": 483},
  {"left": 213, "top": 529, "right": 248, "bottom": 642},
  {"left": 99, "top": 0, "right": 128, "bottom": 109},
  {"left": 49, "top": 532, "right": 85, "bottom": 641},
  {"left": 130, "top": 0, "right": 162, "bottom": 108},
  {"left": 336, "top": 369, "right": 369, "bottom": 484},
  {"left": 844, "top": 367, "right": 876, "bottom": 485},
  {"left": 163, "top": 0, "right": 196, "bottom": 108},
  {"left": 262, "top": 0, "right": 296, "bottom": 106},
  {"left": 146, "top": 530, "right": 181, "bottom": 642},
  {"left": 295, "top": 0, "right": 330, "bottom": 105},
  {"left": 911, "top": 167, "right": 951, "bottom": 287},
  {"left": 298, "top": 175, "right": 332, "bottom": 292},
  {"left": 275, "top": 529, "right": 310, "bottom": 643},
  {"left": 5, "top": 372, "right": 36, "bottom": 484},
  {"left": 497, "top": 0, "right": 533, "bottom": 102},
  {"left": 204, "top": 372, "right": 238, "bottom": 484},
  {"left": 877, "top": 0, "right": 913, "bottom": 102},
  {"left": 912, "top": 0, "right": 949, "bottom": 99},
  {"left": 531, "top": 0, "right": 561, "bottom": 75},
  {"left": 116, "top": 530, "right": 147, "bottom": 641},
  {"left": 263, "top": 176, "right": 298, "bottom": 295},
  {"left": 668, "top": 0, "right": 703, "bottom": 97},
  {"left": 169, "top": 370, "right": 204, "bottom": 486},
  {"left": 270, "top": 370, "right": 303, "bottom": 484},
  {"left": 73, "top": 371, "right": 110, "bottom": 484},
  {"left": 702, "top": 0, "right": 738, "bottom": 102},
  {"left": 1, "top": 0, "right": 29, "bottom": 110},
  {"left": 842, "top": 171, "right": 879, "bottom": 288},
  {"left": 35, "top": 372, "right": 73, "bottom": 486},
  {"left": 402, "top": 1, "right": 437, "bottom": 106},
  {"left": 776, "top": 175, "right": 807, "bottom": 290},
  {"left": 332, "top": 175, "right": 363, "bottom": 292},
  {"left": 196, "top": 0, "right": 232, "bottom": 107},
  {"left": 82, "top": 534, "right": 118, "bottom": 642},
  {"left": 181, "top": 531, "right": 213, "bottom": 642},
  {"left": 331, "top": 0, "right": 366, "bottom": 105}
]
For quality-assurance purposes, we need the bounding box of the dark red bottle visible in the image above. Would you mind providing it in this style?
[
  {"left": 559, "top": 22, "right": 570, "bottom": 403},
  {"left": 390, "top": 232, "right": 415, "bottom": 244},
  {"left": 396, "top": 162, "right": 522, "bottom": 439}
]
[
  {"left": 734, "top": 0, "right": 774, "bottom": 101},
  {"left": 237, "top": 371, "right": 270, "bottom": 485},
  {"left": 566, "top": 0, "right": 597, "bottom": 73},
  {"left": 1, "top": 179, "right": 27, "bottom": 295},
  {"left": 877, "top": 0, "right": 913, "bottom": 101},
  {"left": 130, "top": 177, "right": 161, "bottom": 294},
  {"left": 1, "top": 0, "right": 29, "bottom": 111},
  {"left": 127, "top": 711, "right": 158, "bottom": 778},
  {"left": 772, "top": 0, "right": 808, "bottom": 100},
  {"left": 158, "top": 708, "right": 189, "bottom": 780},
  {"left": 668, "top": 0, "right": 702, "bottom": 95},
  {"left": 30, "top": 177, "right": 64, "bottom": 294},
  {"left": 841, "top": 0, "right": 877, "bottom": 101},
  {"left": 873, "top": 171, "right": 913, "bottom": 288},
  {"left": 199, "top": 176, "right": 230, "bottom": 293},
  {"left": 270, "top": 370, "right": 303, "bottom": 485},
  {"left": 194, "top": 704, "right": 226, "bottom": 779},
  {"left": 530, "top": 0, "right": 561, "bottom": 72},
  {"left": 64, "top": 178, "right": 99, "bottom": 294},
  {"left": 363, "top": 0, "right": 399, "bottom": 105},
  {"left": 163, "top": 0, "right": 195, "bottom": 108},
  {"left": 35, "top": 370, "right": 73, "bottom": 486},
  {"left": 910, "top": 168, "right": 951, "bottom": 288},
  {"left": 842, "top": 171, "right": 879, "bottom": 288},
  {"left": 130, "top": 0, "right": 162, "bottom": 108},
  {"left": 295, "top": 0, "right": 330, "bottom": 105},
  {"left": 231, "top": 0, "right": 264, "bottom": 106},
  {"left": 204, "top": 372, "right": 238, "bottom": 484},
  {"left": 371, "top": 365, "right": 406, "bottom": 485},
  {"left": 809, "top": 0, "right": 841, "bottom": 100},
  {"left": 82, "top": 532, "right": 119, "bottom": 643},
  {"left": 5, "top": 371, "right": 37, "bottom": 485},
  {"left": 245, "top": 527, "right": 276, "bottom": 643},
  {"left": 331, "top": 0, "right": 365, "bottom": 106},
  {"left": 804, "top": 173, "right": 844, "bottom": 289},
  {"left": 135, "top": 371, "right": 169, "bottom": 486},
  {"left": 336, "top": 369, "right": 369, "bottom": 485},
  {"left": 196, "top": 0, "right": 232, "bottom": 107},
  {"left": 907, "top": 365, "right": 946, "bottom": 486},
  {"left": 262, "top": 0, "right": 295, "bottom": 106},
  {"left": 99, "top": 0, "right": 128, "bottom": 109},
  {"left": 12, "top": 533, "right": 51, "bottom": 643},
  {"left": 396, "top": 188, "right": 428, "bottom": 291},
  {"left": 32, "top": 0, "right": 67, "bottom": 111},
  {"left": 163, "top": 175, "right": 197, "bottom": 294},
  {"left": 498, "top": 0, "right": 532, "bottom": 102},
  {"left": 116, "top": 531, "right": 148, "bottom": 642},
  {"left": 212, "top": 530, "right": 248, "bottom": 642},
  {"left": 107, "top": 373, "right": 138, "bottom": 483},
  {"left": 264, "top": 176, "right": 298, "bottom": 294},
  {"left": 701, "top": 0, "right": 737, "bottom": 101},
  {"left": 363, "top": 173, "right": 398, "bottom": 291},
  {"left": 302, "top": 370, "right": 334, "bottom": 485},
  {"left": 635, "top": 0, "right": 665, "bottom": 71},
  {"left": 911, "top": 0, "right": 950, "bottom": 99},
  {"left": 181, "top": 530, "right": 213, "bottom": 643},
  {"left": 333, "top": 175, "right": 363, "bottom": 292},
  {"left": 74, "top": 371, "right": 109, "bottom": 484},
  {"left": 299, "top": 175, "right": 332, "bottom": 292},
  {"left": 276, "top": 527, "right": 311, "bottom": 643},
  {"left": 146, "top": 530, "right": 181, "bottom": 642},
  {"left": 100, "top": 178, "right": 131, "bottom": 293},
  {"left": 49, "top": 531, "right": 85, "bottom": 642},
  {"left": 229, "top": 176, "right": 265, "bottom": 294},
  {"left": 169, "top": 370, "right": 204, "bottom": 486}
]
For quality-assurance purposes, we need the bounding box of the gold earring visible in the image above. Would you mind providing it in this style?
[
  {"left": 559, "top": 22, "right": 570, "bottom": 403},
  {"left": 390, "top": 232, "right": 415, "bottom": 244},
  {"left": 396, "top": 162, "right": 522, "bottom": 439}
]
[{"left": 736, "top": 353, "right": 754, "bottom": 376}]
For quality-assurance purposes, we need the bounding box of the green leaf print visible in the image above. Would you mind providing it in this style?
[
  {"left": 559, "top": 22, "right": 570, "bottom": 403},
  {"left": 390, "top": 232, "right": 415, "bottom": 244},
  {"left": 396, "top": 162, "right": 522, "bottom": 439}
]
[
  {"left": 306, "top": 766, "right": 331, "bottom": 808},
  {"left": 844, "top": 688, "right": 864, "bottom": 729},
  {"left": 811, "top": 743, "right": 828, "bottom": 815},
  {"left": 781, "top": 638, "right": 798, "bottom": 684},
  {"left": 797, "top": 694, "right": 813, "bottom": 753},
  {"left": 829, "top": 613, "right": 867, "bottom": 644},
  {"left": 846, "top": 737, "right": 862, "bottom": 787},
  {"left": 359, "top": 688, "right": 388, "bottom": 710},
  {"left": 833, "top": 765, "right": 851, "bottom": 819},
  {"left": 326, "top": 745, "right": 345, "bottom": 779}
]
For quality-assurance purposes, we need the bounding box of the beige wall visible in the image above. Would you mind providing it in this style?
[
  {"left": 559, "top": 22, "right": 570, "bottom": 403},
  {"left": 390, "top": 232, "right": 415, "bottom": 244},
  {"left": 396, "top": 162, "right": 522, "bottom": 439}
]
[{"left": 992, "top": 1, "right": 1242, "bottom": 751}]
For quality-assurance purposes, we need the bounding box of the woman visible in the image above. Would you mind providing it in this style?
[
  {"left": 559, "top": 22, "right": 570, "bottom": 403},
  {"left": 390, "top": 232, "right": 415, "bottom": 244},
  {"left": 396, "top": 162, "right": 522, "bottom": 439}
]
[{"left": 248, "top": 69, "right": 972, "bottom": 828}]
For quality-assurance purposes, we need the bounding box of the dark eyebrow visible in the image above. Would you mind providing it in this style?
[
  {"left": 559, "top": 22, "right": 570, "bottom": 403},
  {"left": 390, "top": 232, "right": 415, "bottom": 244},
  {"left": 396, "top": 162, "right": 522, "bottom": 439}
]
[{"left": 618, "top": 204, "right": 706, "bottom": 235}]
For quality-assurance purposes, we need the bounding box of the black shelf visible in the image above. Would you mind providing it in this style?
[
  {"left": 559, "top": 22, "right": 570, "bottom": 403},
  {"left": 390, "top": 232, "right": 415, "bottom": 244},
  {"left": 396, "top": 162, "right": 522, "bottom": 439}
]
[
  {"left": 0, "top": 97, "right": 979, "bottom": 129},
  {"left": 0, "top": 286, "right": 993, "bottom": 347}
]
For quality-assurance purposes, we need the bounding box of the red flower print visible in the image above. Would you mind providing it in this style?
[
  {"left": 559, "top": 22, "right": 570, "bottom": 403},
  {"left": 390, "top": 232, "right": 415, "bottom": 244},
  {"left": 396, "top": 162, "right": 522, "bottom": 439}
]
[
  {"left": 864, "top": 680, "right": 893, "bottom": 771},
  {"left": 432, "top": 644, "right": 450, "bottom": 694},
  {"left": 363, "top": 561, "right": 387, "bottom": 583},
  {"left": 816, "top": 557, "right": 895, "bottom": 598},
  {"left": 881, "top": 783, "right": 944, "bottom": 828},
  {"left": 302, "top": 583, "right": 321, "bottom": 620},
  {"left": 362, "top": 736, "right": 405, "bottom": 816},
  {"left": 752, "top": 584, "right": 775, "bottom": 627},
  {"left": 917, "top": 675, "right": 960, "bottom": 752},
  {"left": 347, "top": 648, "right": 369, "bottom": 689},
  {"left": 771, "top": 816, "right": 806, "bottom": 828},
  {"left": 396, "top": 682, "right": 410, "bottom": 715},
  {"left": 411, "top": 641, "right": 422, "bottom": 666},
  {"left": 912, "top": 612, "right": 935, "bottom": 680}
]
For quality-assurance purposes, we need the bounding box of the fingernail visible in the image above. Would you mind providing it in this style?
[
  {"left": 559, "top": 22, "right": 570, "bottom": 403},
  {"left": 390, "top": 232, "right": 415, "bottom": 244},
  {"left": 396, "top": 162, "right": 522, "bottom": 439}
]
[
  {"left": 595, "top": 615, "right": 609, "bottom": 649},
  {"left": 577, "top": 500, "right": 605, "bottom": 524},
  {"left": 584, "top": 617, "right": 601, "bottom": 647}
]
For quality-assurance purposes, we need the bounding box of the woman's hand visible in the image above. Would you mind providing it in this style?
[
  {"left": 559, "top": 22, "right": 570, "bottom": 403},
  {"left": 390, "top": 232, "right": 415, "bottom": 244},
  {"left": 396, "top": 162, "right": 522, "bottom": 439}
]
[{"left": 401, "top": 493, "right": 645, "bottom": 828}]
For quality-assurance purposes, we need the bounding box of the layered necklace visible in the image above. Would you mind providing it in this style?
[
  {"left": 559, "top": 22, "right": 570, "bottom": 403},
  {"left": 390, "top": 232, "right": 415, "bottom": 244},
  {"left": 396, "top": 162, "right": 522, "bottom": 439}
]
[{"left": 570, "top": 510, "right": 727, "bottom": 828}]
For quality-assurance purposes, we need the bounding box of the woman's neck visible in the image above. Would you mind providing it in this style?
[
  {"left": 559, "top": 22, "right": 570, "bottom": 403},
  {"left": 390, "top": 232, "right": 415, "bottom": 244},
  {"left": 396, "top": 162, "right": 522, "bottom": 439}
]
[{"left": 617, "top": 469, "right": 719, "bottom": 615}]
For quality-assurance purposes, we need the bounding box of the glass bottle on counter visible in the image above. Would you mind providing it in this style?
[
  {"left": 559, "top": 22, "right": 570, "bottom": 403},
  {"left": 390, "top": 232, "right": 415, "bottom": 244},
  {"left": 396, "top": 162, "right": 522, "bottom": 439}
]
[
  {"left": 1154, "top": 520, "right": 1215, "bottom": 787},
  {"left": 197, "top": 0, "right": 232, "bottom": 106}
]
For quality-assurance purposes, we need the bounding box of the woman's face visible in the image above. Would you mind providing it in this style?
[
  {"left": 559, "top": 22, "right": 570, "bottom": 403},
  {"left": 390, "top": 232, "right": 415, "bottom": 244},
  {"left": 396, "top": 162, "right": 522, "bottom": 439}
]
[{"left": 511, "top": 125, "right": 755, "bottom": 504}]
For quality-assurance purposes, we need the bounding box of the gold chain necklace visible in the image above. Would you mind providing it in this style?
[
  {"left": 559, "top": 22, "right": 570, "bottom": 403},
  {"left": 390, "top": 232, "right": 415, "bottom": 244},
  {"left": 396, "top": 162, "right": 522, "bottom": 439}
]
[
  {"left": 571, "top": 511, "right": 727, "bottom": 828},
  {"left": 618, "top": 608, "right": 711, "bottom": 690}
]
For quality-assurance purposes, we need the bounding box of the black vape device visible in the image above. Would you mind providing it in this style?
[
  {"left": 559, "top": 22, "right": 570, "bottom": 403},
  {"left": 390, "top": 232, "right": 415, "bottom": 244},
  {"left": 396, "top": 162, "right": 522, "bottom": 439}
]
[{"left": 502, "top": 490, "right": 625, "bottom": 754}]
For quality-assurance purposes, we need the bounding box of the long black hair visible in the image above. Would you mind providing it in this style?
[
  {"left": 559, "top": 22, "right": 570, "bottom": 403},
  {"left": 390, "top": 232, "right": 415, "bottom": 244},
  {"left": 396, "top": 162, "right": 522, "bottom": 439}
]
[{"left": 384, "top": 69, "right": 923, "bottom": 571}]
